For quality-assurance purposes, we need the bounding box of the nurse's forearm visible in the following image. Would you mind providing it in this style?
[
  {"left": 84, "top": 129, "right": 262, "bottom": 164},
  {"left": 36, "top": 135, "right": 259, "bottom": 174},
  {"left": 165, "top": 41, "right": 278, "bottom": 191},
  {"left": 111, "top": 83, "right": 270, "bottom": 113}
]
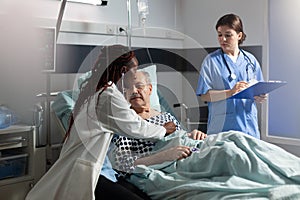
[{"left": 200, "top": 89, "right": 234, "bottom": 102}]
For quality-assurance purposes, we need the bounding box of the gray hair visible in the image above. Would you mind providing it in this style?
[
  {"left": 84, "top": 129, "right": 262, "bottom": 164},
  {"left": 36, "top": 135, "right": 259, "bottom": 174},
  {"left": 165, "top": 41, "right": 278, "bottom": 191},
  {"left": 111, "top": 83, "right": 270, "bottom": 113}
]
[{"left": 137, "top": 70, "right": 151, "bottom": 84}]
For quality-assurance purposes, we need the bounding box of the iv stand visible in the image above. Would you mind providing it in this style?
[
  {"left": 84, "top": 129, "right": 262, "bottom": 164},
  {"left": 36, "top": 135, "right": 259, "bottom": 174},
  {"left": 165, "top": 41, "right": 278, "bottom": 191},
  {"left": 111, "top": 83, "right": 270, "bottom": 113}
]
[
  {"left": 43, "top": 0, "right": 67, "bottom": 168},
  {"left": 127, "top": 0, "right": 132, "bottom": 50}
]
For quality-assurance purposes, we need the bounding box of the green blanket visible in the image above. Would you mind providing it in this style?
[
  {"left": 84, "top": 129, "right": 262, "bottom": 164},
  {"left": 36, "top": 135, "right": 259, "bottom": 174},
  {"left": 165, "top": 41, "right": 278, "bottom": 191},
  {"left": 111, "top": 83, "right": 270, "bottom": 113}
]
[{"left": 129, "top": 131, "right": 300, "bottom": 200}]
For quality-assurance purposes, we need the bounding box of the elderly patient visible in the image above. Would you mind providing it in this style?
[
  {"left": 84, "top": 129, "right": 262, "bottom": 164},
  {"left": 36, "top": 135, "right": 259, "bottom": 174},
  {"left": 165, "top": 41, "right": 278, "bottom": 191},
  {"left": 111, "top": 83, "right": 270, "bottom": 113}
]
[
  {"left": 109, "top": 70, "right": 300, "bottom": 200},
  {"left": 110, "top": 70, "right": 207, "bottom": 173}
]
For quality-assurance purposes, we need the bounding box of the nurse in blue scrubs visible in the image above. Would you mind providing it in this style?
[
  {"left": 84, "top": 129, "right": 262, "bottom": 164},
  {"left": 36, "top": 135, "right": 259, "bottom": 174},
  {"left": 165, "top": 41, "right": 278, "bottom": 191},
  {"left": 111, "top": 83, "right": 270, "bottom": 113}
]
[{"left": 196, "top": 13, "right": 267, "bottom": 139}]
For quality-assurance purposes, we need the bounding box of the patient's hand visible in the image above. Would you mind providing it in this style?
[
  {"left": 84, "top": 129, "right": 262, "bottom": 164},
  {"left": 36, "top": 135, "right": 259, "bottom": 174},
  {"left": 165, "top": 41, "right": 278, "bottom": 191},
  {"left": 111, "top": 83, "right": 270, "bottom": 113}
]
[
  {"left": 163, "top": 121, "right": 176, "bottom": 136},
  {"left": 160, "top": 145, "right": 192, "bottom": 161},
  {"left": 187, "top": 129, "right": 207, "bottom": 140},
  {"left": 134, "top": 145, "right": 192, "bottom": 166}
]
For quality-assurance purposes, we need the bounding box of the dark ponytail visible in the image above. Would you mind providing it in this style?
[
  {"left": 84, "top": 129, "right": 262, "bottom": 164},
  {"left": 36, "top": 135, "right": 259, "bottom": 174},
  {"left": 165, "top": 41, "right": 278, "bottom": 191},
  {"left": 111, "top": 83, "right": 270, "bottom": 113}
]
[{"left": 64, "top": 45, "right": 135, "bottom": 142}]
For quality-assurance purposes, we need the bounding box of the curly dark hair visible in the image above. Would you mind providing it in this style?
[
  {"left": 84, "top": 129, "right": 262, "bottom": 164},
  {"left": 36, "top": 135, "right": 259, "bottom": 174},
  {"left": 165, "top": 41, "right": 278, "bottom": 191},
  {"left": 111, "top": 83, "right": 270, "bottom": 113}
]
[{"left": 64, "top": 45, "right": 136, "bottom": 141}]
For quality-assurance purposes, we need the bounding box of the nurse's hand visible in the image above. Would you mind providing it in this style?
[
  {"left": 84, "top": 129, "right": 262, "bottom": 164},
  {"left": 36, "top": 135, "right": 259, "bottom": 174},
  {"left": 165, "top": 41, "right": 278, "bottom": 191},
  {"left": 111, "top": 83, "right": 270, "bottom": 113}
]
[
  {"left": 231, "top": 81, "right": 249, "bottom": 95},
  {"left": 254, "top": 94, "right": 268, "bottom": 103}
]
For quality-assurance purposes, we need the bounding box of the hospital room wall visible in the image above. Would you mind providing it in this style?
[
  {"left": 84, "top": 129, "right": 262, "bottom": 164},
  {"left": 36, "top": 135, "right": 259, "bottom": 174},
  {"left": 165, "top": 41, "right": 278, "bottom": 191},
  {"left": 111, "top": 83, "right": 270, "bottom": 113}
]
[
  {"left": 269, "top": 0, "right": 300, "bottom": 138},
  {"left": 264, "top": 0, "right": 300, "bottom": 156},
  {"left": 0, "top": 1, "right": 268, "bottom": 133},
  {"left": 161, "top": 0, "right": 269, "bottom": 134},
  {"left": 180, "top": 0, "right": 268, "bottom": 105},
  {"left": 0, "top": 3, "right": 48, "bottom": 126},
  {"left": 0, "top": 0, "right": 182, "bottom": 126},
  {"left": 181, "top": 0, "right": 267, "bottom": 47},
  {"left": 53, "top": 0, "right": 268, "bottom": 141},
  {"left": 34, "top": 0, "right": 182, "bottom": 33},
  {"left": 181, "top": 0, "right": 300, "bottom": 156},
  {"left": 46, "top": 0, "right": 267, "bottom": 104}
]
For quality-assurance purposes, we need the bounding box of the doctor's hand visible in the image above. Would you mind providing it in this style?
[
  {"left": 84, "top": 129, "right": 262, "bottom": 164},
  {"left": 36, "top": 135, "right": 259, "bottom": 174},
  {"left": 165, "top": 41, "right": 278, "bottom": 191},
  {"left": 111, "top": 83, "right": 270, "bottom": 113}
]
[
  {"left": 231, "top": 81, "right": 249, "bottom": 95},
  {"left": 163, "top": 121, "right": 176, "bottom": 136},
  {"left": 187, "top": 129, "right": 207, "bottom": 140},
  {"left": 254, "top": 94, "right": 268, "bottom": 103}
]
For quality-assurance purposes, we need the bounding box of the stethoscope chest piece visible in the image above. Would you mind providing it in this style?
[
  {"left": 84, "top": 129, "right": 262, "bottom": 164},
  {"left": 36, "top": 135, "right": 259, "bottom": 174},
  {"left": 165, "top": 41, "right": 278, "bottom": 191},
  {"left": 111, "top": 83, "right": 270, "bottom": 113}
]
[
  {"left": 228, "top": 73, "right": 237, "bottom": 81},
  {"left": 222, "top": 49, "right": 255, "bottom": 82}
]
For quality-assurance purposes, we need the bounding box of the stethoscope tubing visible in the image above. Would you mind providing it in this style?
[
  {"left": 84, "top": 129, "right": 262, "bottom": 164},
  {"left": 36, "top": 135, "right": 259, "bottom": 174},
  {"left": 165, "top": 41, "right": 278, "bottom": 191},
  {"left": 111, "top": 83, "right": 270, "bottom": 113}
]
[{"left": 221, "top": 49, "right": 255, "bottom": 81}]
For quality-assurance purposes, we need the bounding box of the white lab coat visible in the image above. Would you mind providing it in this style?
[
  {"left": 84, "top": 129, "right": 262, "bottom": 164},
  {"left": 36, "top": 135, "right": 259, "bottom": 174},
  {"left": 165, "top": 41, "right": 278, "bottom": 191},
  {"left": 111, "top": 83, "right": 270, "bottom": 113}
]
[{"left": 26, "top": 84, "right": 165, "bottom": 200}]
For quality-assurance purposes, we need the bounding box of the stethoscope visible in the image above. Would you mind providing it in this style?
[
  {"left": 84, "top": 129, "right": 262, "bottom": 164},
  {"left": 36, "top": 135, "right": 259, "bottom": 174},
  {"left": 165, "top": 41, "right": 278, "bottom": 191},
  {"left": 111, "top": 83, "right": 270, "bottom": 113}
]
[{"left": 221, "top": 49, "right": 256, "bottom": 82}]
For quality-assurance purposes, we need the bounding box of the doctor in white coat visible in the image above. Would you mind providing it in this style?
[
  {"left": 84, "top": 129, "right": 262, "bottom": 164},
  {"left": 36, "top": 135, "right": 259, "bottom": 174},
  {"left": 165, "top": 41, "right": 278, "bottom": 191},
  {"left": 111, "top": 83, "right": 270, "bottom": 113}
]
[{"left": 26, "top": 45, "right": 168, "bottom": 200}]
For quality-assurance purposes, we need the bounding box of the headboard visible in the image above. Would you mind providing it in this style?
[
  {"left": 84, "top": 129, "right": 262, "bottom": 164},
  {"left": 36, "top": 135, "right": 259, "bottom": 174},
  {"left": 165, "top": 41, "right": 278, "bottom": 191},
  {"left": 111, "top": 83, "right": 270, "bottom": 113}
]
[{"left": 54, "top": 45, "right": 263, "bottom": 73}]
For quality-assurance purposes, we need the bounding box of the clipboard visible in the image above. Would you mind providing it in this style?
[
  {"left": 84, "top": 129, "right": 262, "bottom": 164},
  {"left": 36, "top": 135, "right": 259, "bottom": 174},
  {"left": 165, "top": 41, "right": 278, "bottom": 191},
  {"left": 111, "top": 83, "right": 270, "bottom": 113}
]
[{"left": 229, "top": 80, "right": 287, "bottom": 99}]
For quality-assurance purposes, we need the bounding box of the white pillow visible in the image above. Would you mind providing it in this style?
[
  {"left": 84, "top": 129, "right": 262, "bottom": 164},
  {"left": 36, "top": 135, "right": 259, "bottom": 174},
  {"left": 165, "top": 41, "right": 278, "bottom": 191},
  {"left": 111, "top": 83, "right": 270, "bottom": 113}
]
[
  {"left": 77, "top": 70, "right": 92, "bottom": 90},
  {"left": 138, "top": 64, "right": 161, "bottom": 112}
]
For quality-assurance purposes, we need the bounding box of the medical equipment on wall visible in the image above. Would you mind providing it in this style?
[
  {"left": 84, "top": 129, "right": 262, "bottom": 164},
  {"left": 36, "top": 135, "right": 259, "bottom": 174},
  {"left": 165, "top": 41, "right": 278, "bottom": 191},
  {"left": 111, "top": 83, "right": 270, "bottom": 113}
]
[
  {"left": 123, "top": 0, "right": 149, "bottom": 49},
  {"left": 137, "top": 0, "right": 149, "bottom": 26},
  {"left": 0, "top": 105, "right": 18, "bottom": 129},
  {"left": 222, "top": 49, "right": 256, "bottom": 82},
  {"left": 0, "top": 107, "right": 12, "bottom": 129},
  {"left": 67, "top": 0, "right": 107, "bottom": 6}
]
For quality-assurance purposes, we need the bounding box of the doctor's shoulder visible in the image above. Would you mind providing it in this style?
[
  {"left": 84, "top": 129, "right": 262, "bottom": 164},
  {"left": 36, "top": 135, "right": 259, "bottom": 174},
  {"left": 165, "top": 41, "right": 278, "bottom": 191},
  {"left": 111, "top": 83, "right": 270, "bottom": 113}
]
[
  {"left": 201, "top": 49, "right": 222, "bottom": 68},
  {"left": 99, "top": 83, "right": 129, "bottom": 105},
  {"left": 203, "top": 49, "right": 223, "bottom": 62},
  {"left": 240, "top": 49, "right": 257, "bottom": 61},
  {"left": 205, "top": 49, "right": 222, "bottom": 58}
]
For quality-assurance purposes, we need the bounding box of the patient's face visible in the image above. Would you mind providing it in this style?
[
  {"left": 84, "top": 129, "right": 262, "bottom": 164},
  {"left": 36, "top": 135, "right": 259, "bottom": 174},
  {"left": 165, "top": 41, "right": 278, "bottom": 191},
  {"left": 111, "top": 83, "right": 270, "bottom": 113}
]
[{"left": 125, "top": 71, "right": 152, "bottom": 109}]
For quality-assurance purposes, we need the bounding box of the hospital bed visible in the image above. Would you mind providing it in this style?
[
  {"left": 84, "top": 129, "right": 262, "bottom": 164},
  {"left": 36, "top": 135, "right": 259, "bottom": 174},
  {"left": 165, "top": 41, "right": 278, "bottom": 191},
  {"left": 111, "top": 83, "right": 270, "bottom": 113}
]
[
  {"left": 43, "top": 45, "right": 300, "bottom": 199},
  {"left": 48, "top": 74, "right": 300, "bottom": 200},
  {"left": 45, "top": 44, "right": 264, "bottom": 162}
]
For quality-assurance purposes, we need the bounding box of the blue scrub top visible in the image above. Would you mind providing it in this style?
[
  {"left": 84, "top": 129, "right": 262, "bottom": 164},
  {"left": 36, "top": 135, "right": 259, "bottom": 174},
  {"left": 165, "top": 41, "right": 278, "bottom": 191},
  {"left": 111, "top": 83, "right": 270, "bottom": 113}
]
[
  {"left": 101, "top": 144, "right": 118, "bottom": 182},
  {"left": 196, "top": 49, "right": 264, "bottom": 139}
]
